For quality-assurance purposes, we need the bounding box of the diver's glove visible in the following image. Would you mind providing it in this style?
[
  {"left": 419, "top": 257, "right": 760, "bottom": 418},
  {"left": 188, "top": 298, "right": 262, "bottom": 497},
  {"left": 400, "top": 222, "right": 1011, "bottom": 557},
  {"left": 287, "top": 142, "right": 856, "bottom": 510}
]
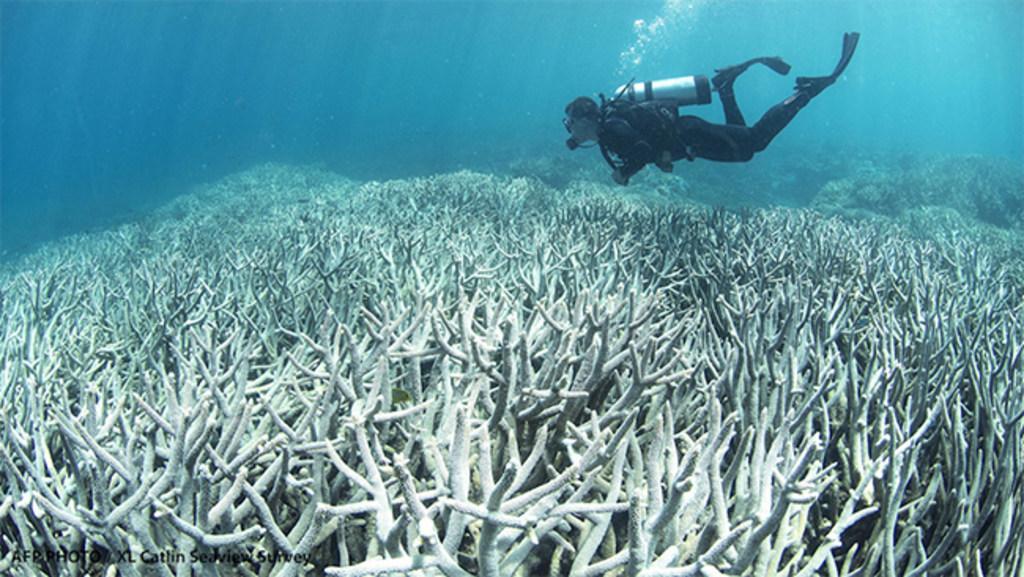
[
  {"left": 611, "top": 169, "right": 629, "bottom": 186},
  {"left": 656, "top": 150, "right": 674, "bottom": 173}
]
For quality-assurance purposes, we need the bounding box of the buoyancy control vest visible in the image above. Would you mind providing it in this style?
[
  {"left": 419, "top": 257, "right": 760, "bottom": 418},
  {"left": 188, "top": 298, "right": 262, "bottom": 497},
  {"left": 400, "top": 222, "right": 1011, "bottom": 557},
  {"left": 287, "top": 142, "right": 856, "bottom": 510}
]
[{"left": 594, "top": 74, "right": 711, "bottom": 171}]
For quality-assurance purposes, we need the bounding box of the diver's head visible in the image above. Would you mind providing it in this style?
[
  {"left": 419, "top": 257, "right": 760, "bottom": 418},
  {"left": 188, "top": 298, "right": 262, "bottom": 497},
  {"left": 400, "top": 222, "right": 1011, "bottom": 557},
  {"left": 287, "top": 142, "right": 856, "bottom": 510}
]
[{"left": 564, "top": 96, "right": 601, "bottom": 149}]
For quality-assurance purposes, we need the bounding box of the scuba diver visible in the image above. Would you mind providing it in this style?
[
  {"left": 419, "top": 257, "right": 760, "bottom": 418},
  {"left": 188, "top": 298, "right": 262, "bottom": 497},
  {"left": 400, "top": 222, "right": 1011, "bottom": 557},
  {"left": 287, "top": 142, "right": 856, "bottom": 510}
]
[{"left": 564, "top": 32, "right": 860, "bottom": 185}]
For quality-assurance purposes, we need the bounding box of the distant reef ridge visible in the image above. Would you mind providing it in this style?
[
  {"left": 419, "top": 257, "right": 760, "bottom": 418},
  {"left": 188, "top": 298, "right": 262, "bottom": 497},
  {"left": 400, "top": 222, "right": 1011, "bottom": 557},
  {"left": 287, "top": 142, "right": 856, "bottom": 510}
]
[{"left": 812, "top": 154, "right": 1024, "bottom": 228}]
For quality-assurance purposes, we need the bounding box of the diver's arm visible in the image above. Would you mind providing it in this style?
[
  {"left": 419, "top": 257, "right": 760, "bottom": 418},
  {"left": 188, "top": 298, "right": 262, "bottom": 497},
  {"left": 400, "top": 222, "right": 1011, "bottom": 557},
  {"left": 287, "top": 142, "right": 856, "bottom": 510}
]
[
  {"left": 618, "top": 142, "right": 652, "bottom": 181},
  {"left": 603, "top": 118, "right": 655, "bottom": 185}
]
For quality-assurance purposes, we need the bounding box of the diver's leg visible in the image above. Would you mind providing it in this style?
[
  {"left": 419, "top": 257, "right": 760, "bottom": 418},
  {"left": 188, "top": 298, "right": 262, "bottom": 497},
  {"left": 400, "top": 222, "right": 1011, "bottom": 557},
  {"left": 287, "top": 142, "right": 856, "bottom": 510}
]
[
  {"left": 747, "top": 98, "right": 806, "bottom": 152},
  {"left": 750, "top": 32, "right": 860, "bottom": 152},
  {"left": 748, "top": 82, "right": 831, "bottom": 152},
  {"left": 711, "top": 56, "right": 791, "bottom": 126},
  {"left": 717, "top": 84, "right": 747, "bottom": 126},
  {"left": 674, "top": 116, "right": 757, "bottom": 162}
]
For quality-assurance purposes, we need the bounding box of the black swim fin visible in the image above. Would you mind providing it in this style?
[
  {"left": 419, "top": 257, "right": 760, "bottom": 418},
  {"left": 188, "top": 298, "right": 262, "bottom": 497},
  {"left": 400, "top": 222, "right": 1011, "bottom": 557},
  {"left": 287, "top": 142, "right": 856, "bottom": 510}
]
[
  {"left": 761, "top": 56, "right": 792, "bottom": 76},
  {"left": 713, "top": 56, "right": 792, "bottom": 92},
  {"left": 794, "top": 32, "right": 860, "bottom": 98},
  {"left": 832, "top": 32, "right": 860, "bottom": 79}
]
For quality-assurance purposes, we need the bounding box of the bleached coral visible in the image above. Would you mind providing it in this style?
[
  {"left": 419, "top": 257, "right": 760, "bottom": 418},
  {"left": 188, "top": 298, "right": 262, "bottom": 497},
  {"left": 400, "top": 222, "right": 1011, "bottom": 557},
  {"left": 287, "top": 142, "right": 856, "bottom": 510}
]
[
  {"left": 812, "top": 154, "right": 1024, "bottom": 229},
  {"left": 0, "top": 165, "right": 1021, "bottom": 576}
]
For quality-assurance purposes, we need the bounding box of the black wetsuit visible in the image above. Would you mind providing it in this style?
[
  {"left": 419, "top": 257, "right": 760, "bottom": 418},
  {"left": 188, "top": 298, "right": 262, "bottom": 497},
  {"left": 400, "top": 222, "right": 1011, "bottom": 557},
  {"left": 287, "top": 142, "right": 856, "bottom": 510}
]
[{"left": 598, "top": 87, "right": 808, "bottom": 182}]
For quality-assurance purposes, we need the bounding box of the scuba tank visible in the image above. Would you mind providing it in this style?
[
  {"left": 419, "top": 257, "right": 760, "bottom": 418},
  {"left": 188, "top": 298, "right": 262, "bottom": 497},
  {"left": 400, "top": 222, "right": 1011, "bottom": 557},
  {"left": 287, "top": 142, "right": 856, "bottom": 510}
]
[{"left": 614, "top": 75, "right": 711, "bottom": 107}]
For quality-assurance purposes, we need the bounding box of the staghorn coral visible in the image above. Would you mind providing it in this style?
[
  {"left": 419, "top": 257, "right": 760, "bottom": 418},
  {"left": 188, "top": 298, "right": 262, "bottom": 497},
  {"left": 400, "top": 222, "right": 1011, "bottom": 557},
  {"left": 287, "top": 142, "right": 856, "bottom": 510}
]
[{"left": 0, "top": 164, "right": 1022, "bottom": 577}]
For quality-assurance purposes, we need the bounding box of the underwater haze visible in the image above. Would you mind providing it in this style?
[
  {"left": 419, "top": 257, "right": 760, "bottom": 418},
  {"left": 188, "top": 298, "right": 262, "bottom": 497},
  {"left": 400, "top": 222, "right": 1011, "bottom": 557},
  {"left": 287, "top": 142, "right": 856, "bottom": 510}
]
[{"left": 2, "top": 0, "right": 1022, "bottom": 254}]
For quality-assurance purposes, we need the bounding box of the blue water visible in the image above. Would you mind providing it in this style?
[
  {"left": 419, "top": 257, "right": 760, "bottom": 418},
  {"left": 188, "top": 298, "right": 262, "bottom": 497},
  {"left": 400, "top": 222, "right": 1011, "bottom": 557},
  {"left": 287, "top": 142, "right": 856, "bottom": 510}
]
[{"left": 2, "top": 0, "right": 1022, "bottom": 255}]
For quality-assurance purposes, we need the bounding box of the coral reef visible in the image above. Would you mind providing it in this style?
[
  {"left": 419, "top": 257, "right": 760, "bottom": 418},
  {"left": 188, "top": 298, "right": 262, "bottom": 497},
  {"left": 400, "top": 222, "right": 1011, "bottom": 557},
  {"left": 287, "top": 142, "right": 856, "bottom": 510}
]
[
  {"left": 1, "top": 165, "right": 1022, "bottom": 576},
  {"left": 812, "top": 154, "right": 1024, "bottom": 228},
  {"left": 502, "top": 146, "right": 892, "bottom": 212}
]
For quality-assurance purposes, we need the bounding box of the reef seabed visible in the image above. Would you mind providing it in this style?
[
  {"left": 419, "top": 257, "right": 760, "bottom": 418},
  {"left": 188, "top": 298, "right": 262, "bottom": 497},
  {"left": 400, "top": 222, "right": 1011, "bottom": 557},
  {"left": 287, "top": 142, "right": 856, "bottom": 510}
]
[{"left": 0, "top": 165, "right": 1021, "bottom": 577}]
